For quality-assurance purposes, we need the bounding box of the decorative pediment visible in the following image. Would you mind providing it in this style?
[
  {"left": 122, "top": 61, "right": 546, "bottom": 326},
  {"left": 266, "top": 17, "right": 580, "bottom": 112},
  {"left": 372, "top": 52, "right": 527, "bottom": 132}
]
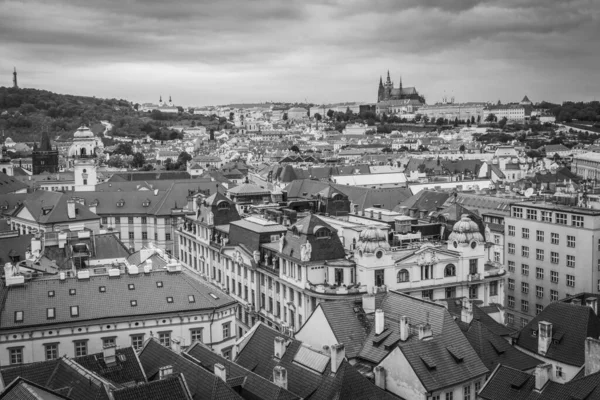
[{"left": 223, "top": 246, "right": 254, "bottom": 267}]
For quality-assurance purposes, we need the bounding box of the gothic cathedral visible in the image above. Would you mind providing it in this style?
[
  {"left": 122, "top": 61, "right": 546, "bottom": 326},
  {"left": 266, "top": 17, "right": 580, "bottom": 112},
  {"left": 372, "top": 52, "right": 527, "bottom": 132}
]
[{"left": 377, "top": 70, "right": 421, "bottom": 102}]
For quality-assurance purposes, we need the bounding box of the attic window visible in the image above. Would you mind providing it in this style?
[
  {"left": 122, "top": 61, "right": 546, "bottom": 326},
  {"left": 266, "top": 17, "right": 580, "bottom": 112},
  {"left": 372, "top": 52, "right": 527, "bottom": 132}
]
[
  {"left": 91, "top": 200, "right": 99, "bottom": 206},
  {"left": 447, "top": 345, "right": 464, "bottom": 363},
  {"left": 130, "top": 300, "right": 138, "bottom": 307},
  {"left": 47, "top": 308, "right": 55, "bottom": 319},
  {"left": 420, "top": 355, "right": 436, "bottom": 370},
  {"left": 70, "top": 306, "right": 79, "bottom": 317},
  {"left": 188, "top": 295, "right": 196, "bottom": 303},
  {"left": 128, "top": 284, "right": 135, "bottom": 290},
  {"left": 210, "top": 293, "right": 219, "bottom": 300},
  {"left": 156, "top": 281, "right": 163, "bottom": 288},
  {"left": 142, "top": 199, "right": 151, "bottom": 207},
  {"left": 99, "top": 286, "right": 106, "bottom": 293},
  {"left": 166, "top": 297, "right": 174, "bottom": 303},
  {"left": 69, "top": 289, "right": 76, "bottom": 296},
  {"left": 218, "top": 201, "right": 230, "bottom": 210},
  {"left": 14, "top": 311, "right": 23, "bottom": 323},
  {"left": 315, "top": 228, "right": 330, "bottom": 238},
  {"left": 48, "top": 290, "right": 55, "bottom": 297},
  {"left": 117, "top": 200, "right": 125, "bottom": 207}
]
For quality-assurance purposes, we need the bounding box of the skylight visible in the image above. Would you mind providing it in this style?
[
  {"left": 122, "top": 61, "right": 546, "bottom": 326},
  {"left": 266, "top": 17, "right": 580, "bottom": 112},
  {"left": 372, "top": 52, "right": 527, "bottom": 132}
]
[
  {"left": 99, "top": 286, "right": 106, "bottom": 293},
  {"left": 209, "top": 293, "right": 219, "bottom": 299},
  {"left": 166, "top": 297, "right": 174, "bottom": 303},
  {"left": 47, "top": 308, "right": 55, "bottom": 319},
  {"left": 70, "top": 306, "right": 79, "bottom": 317},
  {"left": 156, "top": 281, "right": 163, "bottom": 288},
  {"left": 48, "top": 290, "right": 55, "bottom": 297},
  {"left": 128, "top": 284, "right": 135, "bottom": 290},
  {"left": 14, "top": 311, "right": 23, "bottom": 323},
  {"left": 130, "top": 300, "right": 137, "bottom": 307},
  {"left": 69, "top": 289, "right": 76, "bottom": 296},
  {"left": 188, "top": 295, "right": 196, "bottom": 303}
]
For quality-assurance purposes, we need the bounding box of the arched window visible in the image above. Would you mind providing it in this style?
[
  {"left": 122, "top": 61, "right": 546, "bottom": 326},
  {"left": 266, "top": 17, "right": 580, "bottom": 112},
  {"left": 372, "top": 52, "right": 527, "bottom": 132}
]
[
  {"left": 444, "top": 264, "right": 456, "bottom": 277},
  {"left": 217, "top": 201, "right": 230, "bottom": 210},
  {"left": 315, "top": 228, "right": 330, "bottom": 238},
  {"left": 397, "top": 269, "right": 409, "bottom": 283}
]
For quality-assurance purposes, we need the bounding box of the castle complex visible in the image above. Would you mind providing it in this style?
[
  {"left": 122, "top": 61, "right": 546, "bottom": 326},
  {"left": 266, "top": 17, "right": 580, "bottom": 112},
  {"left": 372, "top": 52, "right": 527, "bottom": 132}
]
[{"left": 377, "top": 70, "right": 422, "bottom": 102}]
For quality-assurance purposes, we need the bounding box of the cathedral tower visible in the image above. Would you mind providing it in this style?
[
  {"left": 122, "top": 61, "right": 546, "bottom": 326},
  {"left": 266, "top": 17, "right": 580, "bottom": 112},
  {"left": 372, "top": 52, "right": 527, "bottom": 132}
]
[
  {"left": 377, "top": 76, "right": 384, "bottom": 102},
  {"left": 32, "top": 130, "right": 59, "bottom": 175}
]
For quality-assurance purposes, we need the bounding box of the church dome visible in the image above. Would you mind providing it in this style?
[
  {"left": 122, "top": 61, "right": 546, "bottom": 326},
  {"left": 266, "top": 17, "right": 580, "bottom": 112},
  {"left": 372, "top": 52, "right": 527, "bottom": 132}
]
[
  {"left": 448, "top": 214, "right": 484, "bottom": 244},
  {"left": 74, "top": 126, "right": 94, "bottom": 138},
  {"left": 356, "top": 226, "right": 390, "bottom": 253}
]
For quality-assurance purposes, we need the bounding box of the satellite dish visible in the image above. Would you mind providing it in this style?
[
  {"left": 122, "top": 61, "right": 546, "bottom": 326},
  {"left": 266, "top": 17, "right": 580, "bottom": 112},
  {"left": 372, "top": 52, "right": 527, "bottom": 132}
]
[{"left": 524, "top": 188, "right": 534, "bottom": 198}]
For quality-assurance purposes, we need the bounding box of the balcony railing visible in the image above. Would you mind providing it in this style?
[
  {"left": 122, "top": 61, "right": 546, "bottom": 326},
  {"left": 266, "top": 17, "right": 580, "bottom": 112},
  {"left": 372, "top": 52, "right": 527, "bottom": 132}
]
[{"left": 305, "top": 282, "right": 368, "bottom": 295}]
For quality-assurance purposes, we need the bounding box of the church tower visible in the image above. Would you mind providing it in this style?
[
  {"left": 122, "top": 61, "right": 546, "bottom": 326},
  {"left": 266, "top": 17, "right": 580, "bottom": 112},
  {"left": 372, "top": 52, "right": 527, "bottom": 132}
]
[
  {"left": 32, "top": 130, "right": 59, "bottom": 175},
  {"left": 377, "top": 76, "right": 384, "bottom": 102},
  {"left": 12, "top": 67, "right": 18, "bottom": 89}
]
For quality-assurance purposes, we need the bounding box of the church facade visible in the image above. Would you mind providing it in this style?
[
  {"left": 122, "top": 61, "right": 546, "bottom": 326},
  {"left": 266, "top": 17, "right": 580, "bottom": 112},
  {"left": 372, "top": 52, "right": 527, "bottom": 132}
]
[{"left": 377, "top": 71, "right": 422, "bottom": 102}]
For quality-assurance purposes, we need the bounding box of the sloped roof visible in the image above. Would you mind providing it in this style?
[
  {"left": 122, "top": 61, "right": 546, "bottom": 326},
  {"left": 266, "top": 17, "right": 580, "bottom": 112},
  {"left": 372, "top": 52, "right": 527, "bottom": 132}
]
[
  {"left": 0, "top": 377, "right": 72, "bottom": 400},
  {"left": 74, "top": 347, "right": 146, "bottom": 385},
  {"left": 394, "top": 190, "right": 450, "bottom": 213},
  {"left": 227, "top": 183, "right": 270, "bottom": 196},
  {"left": 318, "top": 301, "right": 370, "bottom": 359},
  {"left": 514, "top": 301, "right": 600, "bottom": 367},
  {"left": 0, "top": 171, "right": 28, "bottom": 194},
  {"left": 12, "top": 191, "right": 100, "bottom": 224},
  {"left": 111, "top": 374, "right": 193, "bottom": 400}
]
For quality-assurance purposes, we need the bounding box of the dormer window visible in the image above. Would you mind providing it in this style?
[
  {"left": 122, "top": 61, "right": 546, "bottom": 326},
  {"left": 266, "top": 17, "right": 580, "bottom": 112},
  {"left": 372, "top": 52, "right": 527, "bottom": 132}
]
[
  {"left": 142, "top": 199, "right": 151, "bottom": 207},
  {"left": 14, "top": 311, "right": 23, "bottom": 323},
  {"left": 117, "top": 200, "right": 125, "bottom": 207},
  {"left": 315, "top": 228, "right": 331, "bottom": 238},
  {"left": 91, "top": 200, "right": 99, "bottom": 207},
  {"left": 217, "top": 201, "right": 230, "bottom": 210},
  {"left": 70, "top": 306, "right": 79, "bottom": 317},
  {"left": 292, "top": 226, "right": 300, "bottom": 237},
  {"left": 188, "top": 295, "right": 195, "bottom": 303}
]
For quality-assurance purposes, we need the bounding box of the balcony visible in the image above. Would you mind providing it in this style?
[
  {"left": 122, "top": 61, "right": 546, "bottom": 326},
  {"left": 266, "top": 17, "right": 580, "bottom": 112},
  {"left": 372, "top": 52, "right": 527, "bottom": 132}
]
[
  {"left": 305, "top": 281, "right": 368, "bottom": 295},
  {"left": 467, "top": 273, "right": 482, "bottom": 282}
]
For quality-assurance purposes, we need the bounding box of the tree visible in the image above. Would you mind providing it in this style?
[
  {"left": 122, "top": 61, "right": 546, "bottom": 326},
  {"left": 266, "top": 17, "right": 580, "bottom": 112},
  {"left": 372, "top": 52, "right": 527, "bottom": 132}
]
[
  {"left": 141, "top": 164, "right": 154, "bottom": 171},
  {"left": 229, "top": 112, "right": 234, "bottom": 121},
  {"left": 177, "top": 151, "right": 192, "bottom": 166},
  {"left": 471, "top": 116, "right": 475, "bottom": 124},
  {"left": 485, "top": 113, "right": 496, "bottom": 123},
  {"left": 282, "top": 113, "right": 288, "bottom": 121},
  {"left": 113, "top": 143, "right": 133, "bottom": 156},
  {"left": 327, "top": 109, "right": 335, "bottom": 119},
  {"left": 498, "top": 117, "right": 508, "bottom": 128},
  {"left": 436, "top": 118, "right": 444, "bottom": 126},
  {"left": 459, "top": 144, "right": 466, "bottom": 152},
  {"left": 314, "top": 113, "right": 322, "bottom": 122},
  {"left": 289, "top": 145, "right": 300, "bottom": 153},
  {"left": 131, "top": 152, "right": 145, "bottom": 168}
]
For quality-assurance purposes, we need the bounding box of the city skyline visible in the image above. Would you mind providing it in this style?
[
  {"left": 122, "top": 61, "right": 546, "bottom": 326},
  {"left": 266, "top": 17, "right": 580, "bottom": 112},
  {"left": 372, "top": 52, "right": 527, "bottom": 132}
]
[{"left": 1, "top": 0, "right": 599, "bottom": 106}]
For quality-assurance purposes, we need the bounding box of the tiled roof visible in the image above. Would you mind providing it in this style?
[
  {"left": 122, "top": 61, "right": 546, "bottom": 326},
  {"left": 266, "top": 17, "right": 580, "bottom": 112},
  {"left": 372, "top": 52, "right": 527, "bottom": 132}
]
[
  {"left": 277, "top": 214, "right": 346, "bottom": 262},
  {"left": 73, "top": 347, "right": 146, "bottom": 385},
  {"left": 1, "top": 359, "right": 60, "bottom": 387},
  {"left": 0, "top": 171, "right": 28, "bottom": 194},
  {"left": 317, "top": 301, "right": 370, "bottom": 359},
  {"left": 0, "top": 234, "right": 33, "bottom": 266},
  {"left": 112, "top": 373, "right": 193, "bottom": 400},
  {"left": 93, "top": 234, "right": 131, "bottom": 260},
  {"left": 235, "top": 324, "right": 396, "bottom": 400},
  {"left": 11, "top": 191, "right": 100, "bottom": 224},
  {"left": 514, "top": 301, "right": 600, "bottom": 367},
  {"left": 0, "top": 270, "right": 235, "bottom": 330},
  {"left": 107, "top": 172, "right": 192, "bottom": 182},
  {"left": 0, "top": 377, "right": 73, "bottom": 400},
  {"left": 184, "top": 342, "right": 299, "bottom": 400},
  {"left": 358, "top": 292, "right": 488, "bottom": 392},
  {"left": 138, "top": 339, "right": 242, "bottom": 400},
  {"left": 394, "top": 190, "right": 451, "bottom": 213}
]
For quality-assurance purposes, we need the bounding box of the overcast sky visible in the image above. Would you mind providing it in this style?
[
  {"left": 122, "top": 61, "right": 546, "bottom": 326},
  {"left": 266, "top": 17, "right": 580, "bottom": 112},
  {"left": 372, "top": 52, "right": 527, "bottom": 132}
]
[{"left": 1, "top": 0, "right": 599, "bottom": 106}]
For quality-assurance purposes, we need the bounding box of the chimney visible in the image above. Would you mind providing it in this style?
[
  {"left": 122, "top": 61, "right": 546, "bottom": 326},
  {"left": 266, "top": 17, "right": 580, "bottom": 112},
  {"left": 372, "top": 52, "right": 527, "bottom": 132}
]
[
  {"left": 375, "top": 309, "right": 385, "bottom": 335},
  {"left": 273, "top": 366, "right": 288, "bottom": 389},
  {"left": 400, "top": 316, "right": 410, "bottom": 341},
  {"left": 67, "top": 199, "right": 76, "bottom": 219},
  {"left": 571, "top": 298, "right": 582, "bottom": 306},
  {"left": 538, "top": 321, "right": 553, "bottom": 356},
  {"left": 585, "top": 337, "right": 600, "bottom": 376},
  {"left": 586, "top": 297, "right": 598, "bottom": 315},
  {"left": 534, "top": 364, "right": 552, "bottom": 390},
  {"left": 418, "top": 324, "right": 433, "bottom": 340},
  {"left": 373, "top": 366, "right": 386, "bottom": 390},
  {"left": 171, "top": 338, "right": 181, "bottom": 353},
  {"left": 159, "top": 365, "right": 173, "bottom": 380},
  {"left": 362, "top": 294, "right": 376, "bottom": 314},
  {"left": 103, "top": 344, "right": 117, "bottom": 367},
  {"left": 274, "top": 336, "right": 287, "bottom": 359},
  {"left": 330, "top": 343, "right": 345, "bottom": 374},
  {"left": 214, "top": 363, "right": 227, "bottom": 381},
  {"left": 461, "top": 298, "right": 473, "bottom": 324}
]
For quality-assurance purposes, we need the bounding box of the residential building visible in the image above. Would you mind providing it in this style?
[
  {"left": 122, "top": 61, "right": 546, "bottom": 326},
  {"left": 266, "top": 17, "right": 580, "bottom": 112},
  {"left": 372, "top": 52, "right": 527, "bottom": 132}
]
[
  {"left": 573, "top": 152, "right": 600, "bottom": 180},
  {"left": 504, "top": 202, "right": 600, "bottom": 326}
]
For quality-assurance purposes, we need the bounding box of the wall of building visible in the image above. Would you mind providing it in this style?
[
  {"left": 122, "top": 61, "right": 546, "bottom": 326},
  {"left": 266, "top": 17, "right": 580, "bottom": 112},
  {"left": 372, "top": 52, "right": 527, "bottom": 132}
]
[{"left": 294, "top": 306, "right": 338, "bottom": 353}]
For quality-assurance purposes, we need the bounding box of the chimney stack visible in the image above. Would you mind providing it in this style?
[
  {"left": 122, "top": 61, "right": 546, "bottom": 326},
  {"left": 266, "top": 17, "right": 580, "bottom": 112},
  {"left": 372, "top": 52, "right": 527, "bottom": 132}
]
[
  {"left": 67, "top": 199, "right": 76, "bottom": 219},
  {"left": 274, "top": 336, "right": 287, "bottom": 359},
  {"left": 418, "top": 323, "right": 433, "bottom": 341},
  {"left": 159, "top": 365, "right": 173, "bottom": 380},
  {"left": 461, "top": 298, "right": 473, "bottom": 324},
  {"left": 400, "top": 316, "right": 410, "bottom": 341},
  {"left": 538, "top": 321, "right": 553, "bottom": 356},
  {"left": 214, "top": 363, "right": 227, "bottom": 382},
  {"left": 273, "top": 366, "right": 288, "bottom": 389},
  {"left": 373, "top": 366, "right": 386, "bottom": 390},
  {"left": 362, "top": 294, "right": 376, "bottom": 314},
  {"left": 534, "top": 364, "right": 552, "bottom": 390},
  {"left": 103, "top": 344, "right": 117, "bottom": 367},
  {"left": 585, "top": 337, "right": 600, "bottom": 376},
  {"left": 586, "top": 297, "right": 598, "bottom": 315},
  {"left": 375, "top": 309, "right": 385, "bottom": 335},
  {"left": 171, "top": 338, "right": 181, "bottom": 353},
  {"left": 330, "top": 343, "right": 345, "bottom": 374}
]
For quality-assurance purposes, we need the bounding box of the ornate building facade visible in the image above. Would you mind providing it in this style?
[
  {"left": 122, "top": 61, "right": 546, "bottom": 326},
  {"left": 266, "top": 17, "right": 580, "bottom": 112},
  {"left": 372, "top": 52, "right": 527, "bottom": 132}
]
[{"left": 377, "top": 70, "right": 422, "bottom": 102}]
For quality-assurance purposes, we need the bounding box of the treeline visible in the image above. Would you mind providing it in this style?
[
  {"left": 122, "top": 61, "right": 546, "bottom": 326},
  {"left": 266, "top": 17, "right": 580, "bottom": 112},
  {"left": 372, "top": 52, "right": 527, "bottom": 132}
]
[{"left": 539, "top": 101, "right": 600, "bottom": 123}]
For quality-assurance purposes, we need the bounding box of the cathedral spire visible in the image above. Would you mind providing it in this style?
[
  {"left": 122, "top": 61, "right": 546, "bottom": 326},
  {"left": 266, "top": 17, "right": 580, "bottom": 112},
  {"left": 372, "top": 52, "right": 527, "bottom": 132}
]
[
  {"left": 159, "top": 95, "right": 162, "bottom": 103},
  {"left": 379, "top": 76, "right": 383, "bottom": 86},
  {"left": 386, "top": 70, "right": 391, "bottom": 84}
]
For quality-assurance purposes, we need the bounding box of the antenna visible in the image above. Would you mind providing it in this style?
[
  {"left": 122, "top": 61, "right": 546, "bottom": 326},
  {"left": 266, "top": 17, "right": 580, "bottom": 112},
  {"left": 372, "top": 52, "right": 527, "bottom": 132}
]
[{"left": 524, "top": 188, "right": 534, "bottom": 198}]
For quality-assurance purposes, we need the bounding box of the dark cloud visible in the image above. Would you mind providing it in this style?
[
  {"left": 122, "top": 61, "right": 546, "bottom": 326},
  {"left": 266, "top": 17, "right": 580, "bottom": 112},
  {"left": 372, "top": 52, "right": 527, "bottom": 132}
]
[{"left": 0, "top": 0, "right": 598, "bottom": 104}]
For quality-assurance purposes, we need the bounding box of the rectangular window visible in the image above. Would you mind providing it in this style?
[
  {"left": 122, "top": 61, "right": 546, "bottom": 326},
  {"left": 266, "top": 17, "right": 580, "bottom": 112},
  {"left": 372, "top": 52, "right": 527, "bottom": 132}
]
[
  {"left": 129, "top": 232, "right": 134, "bottom": 240},
  {"left": 567, "top": 274, "right": 575, "bottom": 287},
  {"left": 142, "top": 232, "right": 147, "bottom": 240},
  {"left": 536, "top": 286, "right": 543, "bottom": 298},
  {"left": 551, "top": 252, "right": 559, "bottom": 264},
  {"left": 222, "top": 322, "right": 231, "bottom": 339},
  {"left": 508, "top": 225, "right": 515, "bottom": 236},
  {"left": 70, "top": 306, "right": 79, "bottom": 317},
  {"left": 551, "top": 270, "right": 559, "bottom": 283},
  {"left": 522, "top": 264, "right": 529, "bottom": 276},
  {"left": 128, "top": 217, "right": 134, "bottom": 224},
  {"left": 508, "top": 261, "right": 515, "bottom": 272},
  {"left": 9, "top": 348, "right": 23, "bottom": 365},
  {"left": 494, "top": 252, "right": 500, "bottom": 262},
  {"left": 101, "top": 217, "right": 107, "bottom": 224},
  {"left": 74, "top": 341, "right": 87, "bottom": 357},
  {"left": 551, "top": 233, "right": 559, "bottom": 245},
  {"left": 536, "top": 230, "right": 544, "bottom": 242},
  {"left": 541, "top": 211, "right": 552, "bottom": 222},
  {"left": 513, "top": 207, "right": 523, "bottom": 218},
  {"left": 522, "top": 282, "right": 529, "bottom": 294},
  {"left": 469, "top": 259, "right": 478, "bottom": 275},
  {"left": 567, "top": 255, "right": 575, "bottom": 268},
  {"left": 131, "top": 334, "right": 144, "bottom": 350},
  {"left": 522, "top": 228, "right": 529, "bottom": 239},
  {"left": 536, "top": 304, "right": 544, "bottom": 315},
  {"left": 526, "top": 209, "right": 537, "bottom": 220},
  {"left": 494, "top": 235, "right": 500, "bottom": 245},
  {"left": 556, "top": 366, "right": 563, "bottom": 378},
  {"left": 508, "top": 278, "right": 515, "bottom": 290},
  {"left": 551, "top": 290, "right": 558, "bottom": 301},
  {"left": 165, "top": 233, "right": 171, "bottom": 241},
  {"left": 508, "top": 295, "right": 515, "bottom": 308},
  {"left": 490, "top": 280, "right": 498, "bottom": 296},
  {"left": 508, "top": 243, "right": 515, "bottom": 254},
  {"left": 521, "top": 300, "right": 529, "bottom": 312},
  {"left": 446, "top": 393, "right": 454, "bottom": 400},
  {"left": 191, "top": 328, "right": 203, "bottom": 343},
  {"left": 556, "top": 213, "right": 567, "bottom": 225},
  {"left": 536, "top": 249, "right": 544, "bottom": 261},
  {"left": 45, "top": 344, "right": 58, "bottom": 360},
  {"left": 141, "top": 217, "right": 147, "bottom": 225},
  {"left": 572, "top": 215, "right": 584, "bottom": 227},
  {"left": 522, "top": 246, "right": 529, "bottom": 257},
  {"left": 536, "top": 267, "right": 544, "bottom": 280},
  {"left": 158, "top": 332, "right": 171, "bottom": 347},
  {"left": 463, "top": 384, "right": 471, "bottom": 400},
  {"left": 506, "top": 313, "right": 514, "bottom": 325},
  {"left": 521, "top": 318, "right": 529, "bottom": 328},
  {"left": 567, "top": 235, "right": 576, "bottom": 248}
]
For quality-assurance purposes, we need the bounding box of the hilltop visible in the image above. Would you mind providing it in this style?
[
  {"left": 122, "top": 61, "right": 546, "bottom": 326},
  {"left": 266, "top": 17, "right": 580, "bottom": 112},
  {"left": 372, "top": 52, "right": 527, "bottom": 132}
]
[{"left": 0, "top": 86, "right": 231, "bottom": 143}]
